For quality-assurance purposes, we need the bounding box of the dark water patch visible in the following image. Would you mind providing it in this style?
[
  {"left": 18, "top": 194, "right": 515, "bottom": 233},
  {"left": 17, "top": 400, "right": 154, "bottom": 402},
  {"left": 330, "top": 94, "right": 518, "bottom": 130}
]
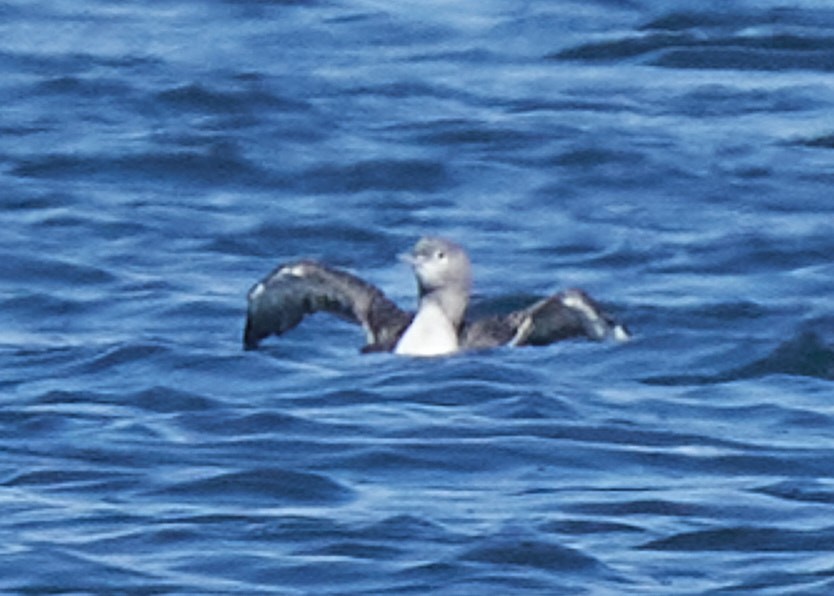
[
  {"left": 459, "top": 532, "right": 602, "bottom": 572},
  {"left": 34, "top": 388, "right": 123, "bottom": 407},
  {"left": 755, "top": 480, "right": 834, "bottom": 505},
  {"left": 299, "top": 540, "right": 405, "bottom": 560},
  {"left": 361, "top": 514, "right": 459, "bottom": 544},
  {"left": 0, "top": 123, "right": 57, "bottom": 137},
  {"left": 160, "top": 298, "right": 238, "bottom": 323},
  {"left": 29, "top": 210, "right": 149, "bottom": 240},
  {"left": 0, "top": 50, "right": 110, "bottom": 78},
  {"left": 2, "top": 292, "right": 97, "bottom": 320},
  {"left": 505, "top": 97, "right": 639, "bottom": 116},
  {"left": 77, "top": 342, "right": 173, "bottom": 375},
  {"left": 714, "top": 449, "right": 834, "bottom": 479},
  {"left": 397, "top": 118, "right": 544, "bottom": 150},
  {"left": 34, "top": 75, "right": 133, "bottom": 99},
  {"left": 0, "top": 191, "right": 74, "bottom": 211},
  {"left": 549, "top": 146, "right": 647, "bottom": 169},
  {"left": 653, "top": 45, "right": 834, "bottom": 72},
  {"left": 129, "top": 386, "right": 218, "bottom": 413},
  {"left": 553, "top": 28, "right": 834, "bottom": 72},
  {"left": 283, "top": 386, "right": 386, "bottom": 409},
  {"left": 552, "top": 32, "right": 694, "bottom": 62},
  {"left": 769, "top": 405, "right": 834, "bottom": 434},
  {"left": 669, "top": 84, "right": 824, "bottom": 117},
  {"left": 0, "top": 252, "right": 116, "bottom": 286},
  {"left": 181, "top": 409, "right": 340, "bottom": 437},
  {"left": 6, "top": 400, "right": 172, "bottom": 454},
  {"left": 408, "top": 48, "right": 511, "bottom": 66},
  {"left": 567, "top": 498, "right": 708, "bottom": 519},
  {"left": 393, "top": 560, "right": 468, "bottom": 588},
  {"left": 223, "top": 0, "right": 314, "bottom": 6},
  {"left": 641, "top": 11, "right": 748, "bottom": 32},
  {"left": 474, "top": 392, "right": 578, "bottom": 421},
  {"left": 251, "top": 514, "right": 350, "bottom": 542},
  {"left": 0, "top": 345, "right": 65, "bottom": 386},
  {"left": 559, "top": 440, "right": 834, "bottom": 479},
  {"left": 633, "top": 397, "right": 834, "bottom": 444},
  {"left": 296, "top": 159, "right": 452, "bottom": 194},
  {"left": 368, "top": 358, "right": 554, "bottom": 404},
  {"left": 393, "top": 564, "right": 577, "bottom": 596},
  {"left": 540, "top": 518, "right": 644, "bottom": 536},
  {"left": 0, "top": 547, "right": 168, "bottom": 594},
  {"left": 642, "top": 8, "right": 834, "bottom": 34},
  {"left": 158, "top": 83, "right": 251, "bottom": 113},
  {"left": 326, "top": 445, "right": 504, "bottom": 475},
  {"left": 642, "top": 525, "right": 834, "bottom": 552},
  {"left": 645, "top": 328, "right": 834, "bottom": 385},
  {"left": 537, "top": 159, "right": 690, "bottom": 196},
  {"left": 722, "top": 569, "right": 834, "bottom": 595},
  {"left": 440, "top": 574, "right": 588, "bottom": 596},
  {"left": 348, "top": 80, "right": 460, "bottom": 100},
  {"left": 12, "top": 144, "right": 271, "bottom": 188},
  {"left": 691, "top": 300, "right": 773, "bottom": 323},
  {"left": 3, "top": 468, "right": 138, "bottom": 496},
  {"left": 241, "top": 219, "right": 402, "bottom": 266},
  {"left": 796, "top": 133, "right": 834, "bottom": 149},
  {"left": 129, "top": 525, "right": 205, "bottom": 549},
  {"left": 156, "top": 82, "right": 309, "bottom": 114},
  {"left": 384, "top": 417, "right": 749, "bottom": 461},
  {"left": 723, "top": 330, "right": 834, "bottom": 382},
  {"left": 320, "top": 10, "right": 452, "bottom": 49},
  {"left": 81, "top": 514, "right": 275, "bottom": 555},
  {"left": 156, "top": 468, "right": 354, "bottom": 505},
  {"left": 172, "top": 514, "right": 271, "bottom": 535},
  {"left": 5, "top": 468, "right": 115, "bottom": 487},
  {"left": 380, "top": 379, "right": 525, "bottom": 408},
  {"left": 0, "top": 4, "right": 27, "bottom": 19},
  {"left": 204, "top": 233, "right": 269, "bottom": 258},
  {"left": 184, "top": 556, "right": 394, "bottom": 592}
]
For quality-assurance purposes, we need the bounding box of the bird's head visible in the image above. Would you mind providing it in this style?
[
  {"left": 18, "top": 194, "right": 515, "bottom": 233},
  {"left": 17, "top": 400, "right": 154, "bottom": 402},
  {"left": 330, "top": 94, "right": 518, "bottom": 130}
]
[{"left": 401, "top": 236, "right": 472, "bottom": 299}]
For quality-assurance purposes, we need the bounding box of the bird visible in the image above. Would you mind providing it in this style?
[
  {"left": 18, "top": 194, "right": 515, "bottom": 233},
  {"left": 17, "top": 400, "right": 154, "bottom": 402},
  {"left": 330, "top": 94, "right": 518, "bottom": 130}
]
[{"left": 243, "top": 236, "right": 630, "bottom": 356}]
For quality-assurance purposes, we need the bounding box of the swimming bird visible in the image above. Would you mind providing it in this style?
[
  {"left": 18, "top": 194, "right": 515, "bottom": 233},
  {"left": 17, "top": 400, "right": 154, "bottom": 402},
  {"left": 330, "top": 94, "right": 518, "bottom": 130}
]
[{"left": 244, "top": 236, "right": 629, "bottom": 356}]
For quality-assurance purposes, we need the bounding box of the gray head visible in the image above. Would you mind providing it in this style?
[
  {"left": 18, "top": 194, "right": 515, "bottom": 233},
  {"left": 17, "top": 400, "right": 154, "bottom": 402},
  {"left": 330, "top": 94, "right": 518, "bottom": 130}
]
[{"left": 401, "top": 236, "right": 472, "bottom": 325}]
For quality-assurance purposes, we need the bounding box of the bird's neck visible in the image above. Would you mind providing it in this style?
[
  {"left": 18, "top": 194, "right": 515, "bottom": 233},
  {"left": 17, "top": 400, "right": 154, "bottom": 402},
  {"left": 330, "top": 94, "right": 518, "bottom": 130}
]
[
  {"left": 418, "top": 285, "right": 468, "bottom": 329},
  {"left": 394, "top": 295, "right": 463, "bottom": 357}
]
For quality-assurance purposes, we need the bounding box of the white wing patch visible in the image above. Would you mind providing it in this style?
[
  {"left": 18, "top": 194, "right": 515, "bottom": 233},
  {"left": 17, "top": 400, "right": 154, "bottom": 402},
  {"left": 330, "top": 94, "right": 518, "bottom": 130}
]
[
  {"left": 248, "top": 282, "right": 266, "bottom": 301},
  {"left": 279, "top": 264, "right": 311, "bottom": 278}
]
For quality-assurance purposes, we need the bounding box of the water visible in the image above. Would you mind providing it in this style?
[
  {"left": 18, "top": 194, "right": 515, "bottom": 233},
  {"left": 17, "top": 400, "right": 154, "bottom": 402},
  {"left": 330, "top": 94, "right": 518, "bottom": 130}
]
[{"left": 2, "top": 0, "right": 834, "bottom": 593}]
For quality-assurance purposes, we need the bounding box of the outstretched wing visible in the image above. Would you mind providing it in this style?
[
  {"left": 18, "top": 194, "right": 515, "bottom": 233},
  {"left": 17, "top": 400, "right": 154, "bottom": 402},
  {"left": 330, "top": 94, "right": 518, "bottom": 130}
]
[
  {"left": 461, "top": 288, "right": 629, "bottom": 349},
  {"left": 244, "top": 260, "right": 412, "bottom": 351}
]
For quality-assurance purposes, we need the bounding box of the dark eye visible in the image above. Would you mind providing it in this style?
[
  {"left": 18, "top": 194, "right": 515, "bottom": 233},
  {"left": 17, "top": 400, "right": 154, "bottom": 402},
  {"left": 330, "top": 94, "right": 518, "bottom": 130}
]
[{"left": 436, "top": 251, "right": 446, "bottom": 260}]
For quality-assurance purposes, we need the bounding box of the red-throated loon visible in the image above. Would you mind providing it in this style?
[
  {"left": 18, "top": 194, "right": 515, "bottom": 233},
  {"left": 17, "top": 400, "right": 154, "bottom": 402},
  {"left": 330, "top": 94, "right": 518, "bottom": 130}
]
[{"left": 244, "top": 236, "right": 630, "bottom": 356}]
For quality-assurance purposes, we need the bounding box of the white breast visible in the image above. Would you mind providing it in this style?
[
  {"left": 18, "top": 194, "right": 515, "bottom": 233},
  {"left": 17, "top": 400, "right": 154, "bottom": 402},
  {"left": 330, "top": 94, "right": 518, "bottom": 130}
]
[{"left": 394, "top": 301, "right": 459, "bottom": 356}]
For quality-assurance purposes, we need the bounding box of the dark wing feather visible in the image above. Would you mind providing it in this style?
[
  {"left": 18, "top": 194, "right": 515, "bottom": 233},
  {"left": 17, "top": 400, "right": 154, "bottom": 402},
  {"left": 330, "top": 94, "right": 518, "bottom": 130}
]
[
  {"left": 461, "top": 288, "right": 629, "bottom": 349},
  {"left": 244, "top": 260, "right": 411, "bottom": 351}
]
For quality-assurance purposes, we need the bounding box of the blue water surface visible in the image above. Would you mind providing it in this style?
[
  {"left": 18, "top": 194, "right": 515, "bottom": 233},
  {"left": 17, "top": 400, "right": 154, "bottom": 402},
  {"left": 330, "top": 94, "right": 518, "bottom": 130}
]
[{"left": 2, "top": 0, "right": 834, "bottom": 593}]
